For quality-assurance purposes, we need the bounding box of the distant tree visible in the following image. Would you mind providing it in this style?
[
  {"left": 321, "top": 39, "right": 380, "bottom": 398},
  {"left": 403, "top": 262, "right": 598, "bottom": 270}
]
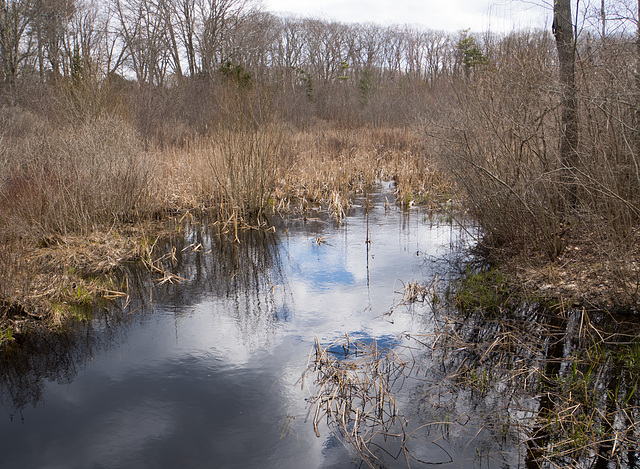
[
  {"left": 0, "top": 0, "right": 33, "bottom": 90},
  {"left": 31, "top": 0, "right": 76, "bottom": 82},
  {"left": 174, "top": 0, "right": 197, "bottom": 76},
  {"left": 198, "top": 0, "right": 248, "bottom": 78},
  {"left": 455, "top": 29, "right": 487, "bottom": 78},
  {"left": 219, "top": 59, "right": 251, "bottom": 87}
]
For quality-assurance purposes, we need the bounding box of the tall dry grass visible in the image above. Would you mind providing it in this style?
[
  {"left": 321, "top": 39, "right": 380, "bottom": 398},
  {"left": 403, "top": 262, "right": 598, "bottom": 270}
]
[
  {"left": 0, "top": 85, "right": 450, "bottom": 336},
  {"left": 0, "top": 108, "right": 153, "bottom": 239},
  {"left": 273, "top": 125, "right": 451, "bottom": 217},
  {"left": 153, "top": 123, "right": 451, "bottom": 222}
]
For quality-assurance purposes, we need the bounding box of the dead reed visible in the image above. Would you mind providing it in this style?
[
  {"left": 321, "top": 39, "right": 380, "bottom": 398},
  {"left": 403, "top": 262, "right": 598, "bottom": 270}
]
[
  {"left": 151, "top": 124, "right": 451, "bottom": 221},
  {"left": 303, "top": 301, "right": 640, "bottom": 468},
  {"left": 273, "top": 126, "right": 452, "bottom": 218},
  {"left": 302, "top": 335, "right": 412, "bottom": 468}
]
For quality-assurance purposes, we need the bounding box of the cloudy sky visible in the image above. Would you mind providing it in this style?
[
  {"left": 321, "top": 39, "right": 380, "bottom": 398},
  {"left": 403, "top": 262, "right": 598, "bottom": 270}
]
[{"left": 261, "top": 0, "right": 553, "bottom": 32}]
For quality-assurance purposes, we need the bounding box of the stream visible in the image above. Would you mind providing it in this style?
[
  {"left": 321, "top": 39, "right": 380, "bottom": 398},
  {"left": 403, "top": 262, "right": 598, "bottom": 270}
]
[
  {"left": 4, "top": 183, "right": 636, "bottom": 468},
  {"left": 0, "top": 183, "right": 481, "bottom": 468}
]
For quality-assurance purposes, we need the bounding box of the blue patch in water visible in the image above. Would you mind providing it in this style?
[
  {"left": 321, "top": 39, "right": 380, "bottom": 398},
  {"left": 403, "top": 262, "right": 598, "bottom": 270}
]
[
  {"left": 325, "top": 333, "right": 399, "bottom": 359},
  {"left": 305, "top": 268, "right": 355, "bottom": 290}
]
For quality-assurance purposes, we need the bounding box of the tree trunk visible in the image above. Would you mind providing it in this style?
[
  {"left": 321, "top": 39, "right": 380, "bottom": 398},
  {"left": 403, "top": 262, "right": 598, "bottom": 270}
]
[
  {"left": 635, "top": 0, "right": 640, "bottom": 162},
  {"left": 553, "top": 0, "right": 578, "bottom": 209}
]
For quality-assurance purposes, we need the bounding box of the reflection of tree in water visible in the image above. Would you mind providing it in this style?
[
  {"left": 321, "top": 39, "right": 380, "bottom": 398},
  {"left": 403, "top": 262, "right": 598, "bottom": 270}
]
[
  {"left": 415, "top": 305, "right": 640, "bottom": 468},
  {"left": 151, "top": 221, "right": 287, "bottom": 341},
  {"left": 0, "top": 326, "right": 96, "bottom": 420},
  {"left": 0, "top": 221, "right": 287, "bottom": 417},
  {"left": 306, "top": 297, "right": 640, "bottom": 468}
]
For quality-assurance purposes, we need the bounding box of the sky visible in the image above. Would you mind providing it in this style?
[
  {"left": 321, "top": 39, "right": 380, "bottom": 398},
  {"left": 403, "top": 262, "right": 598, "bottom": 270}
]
[{"left": 262, "top": 0, "right": 553, "bottom": 33}]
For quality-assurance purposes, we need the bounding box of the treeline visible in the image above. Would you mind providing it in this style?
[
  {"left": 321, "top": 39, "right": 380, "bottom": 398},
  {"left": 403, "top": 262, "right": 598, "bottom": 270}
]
[
  {"left": 0, "top": 0, "right": 502, "bottom": 132},
  {"left": 1, "top": 0, "right": 481, "bottom": 87}
]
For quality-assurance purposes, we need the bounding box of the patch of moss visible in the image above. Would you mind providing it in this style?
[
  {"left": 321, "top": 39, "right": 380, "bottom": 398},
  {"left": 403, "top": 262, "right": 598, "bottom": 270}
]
[{"left": 448, "top": 268, "right": 513, "bottom": 315}]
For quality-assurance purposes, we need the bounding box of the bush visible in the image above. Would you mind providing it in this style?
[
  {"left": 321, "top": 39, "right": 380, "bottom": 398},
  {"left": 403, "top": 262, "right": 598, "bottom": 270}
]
[{"left": 0, "top": 108, "right": 152, "bottom": 238}]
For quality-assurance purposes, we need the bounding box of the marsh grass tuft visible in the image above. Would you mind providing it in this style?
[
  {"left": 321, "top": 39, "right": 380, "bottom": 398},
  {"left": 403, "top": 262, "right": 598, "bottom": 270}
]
[
  {"left": 447, "top": 268, "right": 513, "bottom": 315},
  {"left": 302, "top": 335, "right": 411, "bottom": 468}
]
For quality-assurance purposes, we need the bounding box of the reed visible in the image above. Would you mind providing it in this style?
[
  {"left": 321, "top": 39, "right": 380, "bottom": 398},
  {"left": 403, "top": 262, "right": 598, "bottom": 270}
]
[
  {"left": 150, "top": 123, "right": 451, "bottom": 222},
  {"left": 0, "top": 94, "right": 450, "bottom": 344},
  {"left": 273, "top": 125, "right": 452, "bottom": 217},
  {"left": 302, "top": 335, "right": 411, "bottom": 467},
  {"left": 304, "top": 291, "right": 640, "bottom": 468},
  {"left": 0, "top": 109, "right": 153, "bottom": 238}
]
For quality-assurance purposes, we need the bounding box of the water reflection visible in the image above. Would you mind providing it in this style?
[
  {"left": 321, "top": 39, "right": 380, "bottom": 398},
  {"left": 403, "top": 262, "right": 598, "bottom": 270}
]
[
  {"left": 0, "top": 185, "right": 471, "bottom": 468},
  {"left": 404, "top": 304, "right": 640, "bottom": 468}
]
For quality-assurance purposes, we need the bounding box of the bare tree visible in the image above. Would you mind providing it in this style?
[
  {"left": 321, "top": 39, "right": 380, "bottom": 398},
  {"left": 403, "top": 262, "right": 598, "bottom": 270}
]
[
  {"left": 174, "top": 0, "right": 197, "bottom": 76},
  {"left": 0, "top": 0, "right": 33, "bottom": 90},
  {"left": 553, "top": 0, "right": 579, "bottom": 206},
  {"left": 63, "top": 1, "right": 103, "bottom": 81},
  {"left": 274, "top": 16, "right": 304, "bottom": 91},
  {"left": 114, "top": 0, "right": 172, "bottom": 85},
  {"left": 197, "top": 0, "right": 247, "bottom": 77},
  {"left": 31, "top": 0, "right": 76, "bottom": 81}
]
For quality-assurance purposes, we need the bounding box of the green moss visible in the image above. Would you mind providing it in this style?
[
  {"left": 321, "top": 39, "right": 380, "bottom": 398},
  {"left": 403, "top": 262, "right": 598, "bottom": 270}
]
[
  {"left": 448, "top": 268, "right": 512, "bottom": 315},
  {"left": 0, "top": 327, "right": 14, "bottom": 347}
]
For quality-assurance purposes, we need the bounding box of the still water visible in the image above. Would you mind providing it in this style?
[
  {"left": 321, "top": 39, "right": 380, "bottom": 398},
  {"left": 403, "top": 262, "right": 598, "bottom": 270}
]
[{"left": 0, "top": 185, "right": 476, "bottom": 468}]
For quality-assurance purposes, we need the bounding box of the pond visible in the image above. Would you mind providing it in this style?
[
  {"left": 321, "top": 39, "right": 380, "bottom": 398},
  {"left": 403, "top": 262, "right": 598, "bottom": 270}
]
[{"left": 0, "top": 183, "right": 477, "bottom": 468}]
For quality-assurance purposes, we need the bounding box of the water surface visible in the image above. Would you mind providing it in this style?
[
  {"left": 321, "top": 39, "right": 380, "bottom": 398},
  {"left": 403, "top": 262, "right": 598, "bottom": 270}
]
[{"left": 0, "top": 185, "right": 475, "bottom": 468}]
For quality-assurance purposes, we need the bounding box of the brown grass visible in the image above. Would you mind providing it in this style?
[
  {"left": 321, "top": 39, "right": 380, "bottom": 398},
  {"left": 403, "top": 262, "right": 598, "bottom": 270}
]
[
  {"left": 273, "top": 126, "right": 452, "bottom": 217},
  {"left": 302, "top": 335, "right": 412, "bottom": 468},
  {"left": 0, "top": 101, "right": 450, "bottom": 344},
  {"left": 0, "top": 110, "right": 154, "bottom": 239},
  {"left": 149, "top": 124, "right": 452, "bottom": 220},
  {"left": 304, "top": 302, "right": 640, "bottom": 468}
]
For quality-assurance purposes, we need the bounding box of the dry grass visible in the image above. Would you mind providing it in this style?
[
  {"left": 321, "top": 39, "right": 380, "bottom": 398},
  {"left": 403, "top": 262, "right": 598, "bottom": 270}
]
[
  {"left": 150, "top": 124, "right": 452, "bottom": 220},
  {"left": 304, "top": 302, "right": 640, "bottom": 468},
  {"left": 0, "top": 110, "right": 154, "bottom": 239},
  {"left": 273, "top": 126, "right": 452, "bottom": 218},
  {"left": 0, "top": 232, "right": 140, "bottom": 343},
  {"left": 0, "top": 102, "right": 451, "bottom": 344},
  {"left": 302, "top": 335, "right": 412, "bottom": 468}
]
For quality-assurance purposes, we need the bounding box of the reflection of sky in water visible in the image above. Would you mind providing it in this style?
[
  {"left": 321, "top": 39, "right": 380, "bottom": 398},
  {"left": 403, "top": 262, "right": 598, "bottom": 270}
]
[{"left": 0, "top": 192, "right": 476, "bottom": 469}]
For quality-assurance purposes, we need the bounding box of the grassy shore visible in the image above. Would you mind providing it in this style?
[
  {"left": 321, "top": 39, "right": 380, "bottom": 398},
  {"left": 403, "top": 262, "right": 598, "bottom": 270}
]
[{"left": 0, "top": 105, "right": 451, "bottom": 346}]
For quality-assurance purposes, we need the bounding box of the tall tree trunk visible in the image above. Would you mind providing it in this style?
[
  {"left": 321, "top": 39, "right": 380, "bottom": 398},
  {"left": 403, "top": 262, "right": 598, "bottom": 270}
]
[
  {"left": 635, "top": 0, "right": 640, "bottom": 162},
  {"left": 553, "top": 0, "right": 578, "bottom": 209}
]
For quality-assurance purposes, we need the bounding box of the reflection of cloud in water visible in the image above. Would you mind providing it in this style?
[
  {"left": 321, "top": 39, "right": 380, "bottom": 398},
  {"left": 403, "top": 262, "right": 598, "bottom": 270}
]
[{"left": 0, "top": 188, "right": 475, "bottom": 469}]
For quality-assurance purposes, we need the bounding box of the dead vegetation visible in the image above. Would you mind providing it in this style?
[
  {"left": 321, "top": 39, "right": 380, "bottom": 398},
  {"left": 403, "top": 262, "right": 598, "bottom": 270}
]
[
  {"left": 0, "top": 100, "right": 449, "bottom": 345},
  {"left": 426, "top": 30, "right": 640, "bottom": 311},
  {"left": 301, "top": 335, "right": 413, "bottom": 468},
  {"left": 304, "top": 298, "right": 640, "bottom": 468}
]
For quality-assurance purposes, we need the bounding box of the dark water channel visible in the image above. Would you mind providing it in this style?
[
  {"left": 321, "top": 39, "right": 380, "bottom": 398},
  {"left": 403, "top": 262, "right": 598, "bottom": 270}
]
[{"left": 0, "top": 184, "right": 476, "bottom": 468}]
